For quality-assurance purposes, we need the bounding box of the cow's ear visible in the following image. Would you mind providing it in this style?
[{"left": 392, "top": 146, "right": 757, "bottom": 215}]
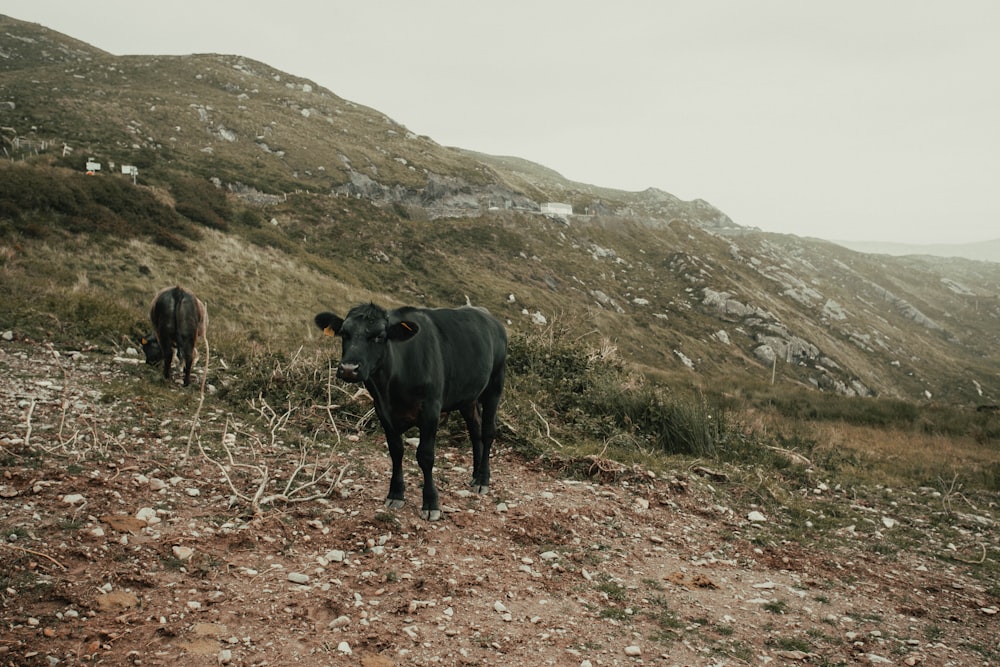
[
  {"left": 315, "top": 312, "right": 344, "bottom": 337},
  {"left": 387, "top": 320, "right": 419, "bottom": 341}
]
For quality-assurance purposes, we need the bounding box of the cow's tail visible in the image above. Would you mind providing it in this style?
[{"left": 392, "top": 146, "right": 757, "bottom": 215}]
[{"left": 171, "top": 286, "right": 184, "bottom": 340}]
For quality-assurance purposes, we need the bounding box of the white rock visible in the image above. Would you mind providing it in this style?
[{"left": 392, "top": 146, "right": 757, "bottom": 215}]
[
  {"left": 624, "top": 645, "right": 642, "bottom": 656},
  {"left": 1, "top": 331, "right": 13, "bottom": 341},
  {"left": 218, "top": 648, "right": 232, "bottom": 664},
  {"left": 325, "top": 549, "right": 346, "bottom": 562},
  {"left": 62, "top": 494, "right": 85, "bottom": 505},
  {"left": 493, "top": 601, "right": 508, "bottom": 614},
  {"left": 287, "top": 572, "right": 310, "bottom": 584},
  {"left": 881, "top": 516, "right": 896, "bottom": 529},
  {"left": 136, "top": 508, "right": 160, "bottom": 525},
  {"left": 329, "top": 615, "right": 351, "bottom": 629},
  {"left": 747, "top": 511, "right": 767, "bottom": 523},
  {"left": 337, "top": 641, "right": 352, "bottom": 655},
  {"left": 172, "top": 546, "right": 194, "bottom": 561},
  {"left": 540, "top": 551, "right": 559, "bottom": 560}
]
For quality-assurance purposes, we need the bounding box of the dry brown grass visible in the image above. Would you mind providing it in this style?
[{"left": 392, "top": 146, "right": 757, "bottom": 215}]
[{"left": 805, "top": 420, "right": 999, "bottom": 489}]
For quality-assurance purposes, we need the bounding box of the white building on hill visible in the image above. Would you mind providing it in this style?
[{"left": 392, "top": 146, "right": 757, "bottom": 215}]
[{"left": 540, "top": 202, "right": 572, "bottom": 216}]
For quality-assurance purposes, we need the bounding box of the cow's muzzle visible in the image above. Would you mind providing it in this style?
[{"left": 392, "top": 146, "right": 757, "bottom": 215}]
[{"left": 337, "top": 363, "right": 362, "bottom": 382}]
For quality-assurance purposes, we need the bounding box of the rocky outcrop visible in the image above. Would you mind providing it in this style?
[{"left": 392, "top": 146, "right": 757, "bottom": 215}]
[{"left": 332, "top": 170, "right": 539, "bottom": 218}]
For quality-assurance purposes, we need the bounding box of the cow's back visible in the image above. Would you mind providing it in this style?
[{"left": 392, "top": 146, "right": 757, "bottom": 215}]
[{"left": 408, "top": 306, "right": 506, "bottom": 408}]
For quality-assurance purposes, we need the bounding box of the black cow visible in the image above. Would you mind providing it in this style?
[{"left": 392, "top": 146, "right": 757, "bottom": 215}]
[
  {"left": 142, "top": 286, "right": 207, "bottom": 386},
  {"left": 315, "top": 303, "right": 507, "bottom": 521}
]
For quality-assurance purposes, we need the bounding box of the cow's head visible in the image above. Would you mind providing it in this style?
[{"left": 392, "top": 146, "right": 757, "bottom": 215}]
[
  {"left": 315, "top": 304, "right": 419, "bottom": 383},
  {"left": 140, "top": 335, "right": 163, "bottom": 365}
]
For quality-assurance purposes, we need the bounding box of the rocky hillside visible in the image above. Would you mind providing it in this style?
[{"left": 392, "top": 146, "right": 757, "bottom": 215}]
[{"left": 1, "top": 13, "right": 999, "bottom": 409}]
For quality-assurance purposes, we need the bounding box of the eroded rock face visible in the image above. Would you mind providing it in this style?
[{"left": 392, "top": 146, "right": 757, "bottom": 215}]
[{"left": 332, "top": 171, "right": 539, "bottom": 218}]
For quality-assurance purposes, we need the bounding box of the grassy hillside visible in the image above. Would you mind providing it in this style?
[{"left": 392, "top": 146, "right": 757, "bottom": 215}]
[{"left": 1, "top": 14, "right": 999, "bottom": 494}]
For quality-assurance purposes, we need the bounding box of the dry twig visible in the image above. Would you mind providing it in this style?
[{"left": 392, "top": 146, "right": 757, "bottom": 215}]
[{"left": 0, "top": 541, "right": 67, "bottom": 571}]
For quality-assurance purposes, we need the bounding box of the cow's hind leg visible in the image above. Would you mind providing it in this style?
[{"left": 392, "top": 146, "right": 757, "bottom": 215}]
[
  {"left": 472, "top": 368, "right": 504, "bottom": 494},
  {"left": 384, "top": 432, "right": 406, "bottom": 510},
  {"left": 459, "top": 401, "right": 488, "bottom": 494},
  {"left": 160, "top": 335, "right": 175, "bottom": 382},
  {"left": 178, "top": 338, "right": 195, "bottom": 386}
]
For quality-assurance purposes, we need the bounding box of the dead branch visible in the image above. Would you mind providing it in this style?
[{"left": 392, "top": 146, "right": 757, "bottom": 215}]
[
  {"left": 0, "top": 541, "right": 68, "bottom": 571},
  {"left": 950, "top": 543, "right": 988, "bottom": 565},
  {"left": 185, "top": 329, "right": 211, "bottom": 457},
  {"left": 531, "top": 401, "right": 562, "bottom": 449}
]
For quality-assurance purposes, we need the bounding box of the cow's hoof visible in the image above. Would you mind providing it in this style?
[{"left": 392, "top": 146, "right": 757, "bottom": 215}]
[
  {"left": 470, "top": 482, "right": 489, "bottom": 495},
  {"left": 384, "top": 499, "right": 405, "bottom": 510},
  {"left": 420, "top": 509, "right": 442, "bottom": 521}
]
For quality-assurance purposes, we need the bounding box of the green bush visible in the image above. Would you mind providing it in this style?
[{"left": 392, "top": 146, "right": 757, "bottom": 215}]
[
  {"left": 0, "top": 163, "right": 201, "bottom": 246},
  {"left": 170, "top": 176, "right": 231, "bottom": 231}
]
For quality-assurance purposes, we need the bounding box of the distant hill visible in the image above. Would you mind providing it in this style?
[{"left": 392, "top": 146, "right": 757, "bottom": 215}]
[{"left": 834, "top": 238, "right": 1000, "bottom": 264}]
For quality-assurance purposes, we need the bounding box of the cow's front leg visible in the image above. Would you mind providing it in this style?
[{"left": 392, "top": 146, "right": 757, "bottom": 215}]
[
  {"left": 384, "top": 432, "right": 406, "bottom": 510},
  {"left": 415, "top": 424, "right": 440, "bottom": 521}
]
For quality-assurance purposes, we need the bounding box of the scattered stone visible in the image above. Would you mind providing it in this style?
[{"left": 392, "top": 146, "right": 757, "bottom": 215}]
[
  {"left": 287, "top": 572, "right": 310, "bottom": 585},
  {"left": 172, "top": 546, "right": 194, "bottom": 561},
  {"left": 337, "top": 642, "right": 352, "bottom": 655},
  {"left": 61, "top": 494, "right": 85, "bottom": 505},
  {"left": 218, "top": 648, "right": 232, "bottom": 664},
  {"left": 747, "top": 511, "right": 766, "bottom": 523},
  {"left": 326, "top": 549, "right": 346, "bottom": 562},
  {"left": 775, "top": 650, "right": 816, "bottom": 661},
  {"left": 135, "top": 507, "right": 158, "bottom": 524},
  {"left": 540, "top": 551, "right": 559, "bottom": 560},
  {"left": 95, "top": 591, "right": 139, "bottom": 612},
  {"left": 624, "top": 645, "right": 642, "bottom": 656}
]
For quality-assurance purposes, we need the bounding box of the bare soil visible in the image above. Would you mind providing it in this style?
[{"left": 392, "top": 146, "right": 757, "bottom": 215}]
[{"left": 1, "top": 338, "right": 997, "bottom": 666}]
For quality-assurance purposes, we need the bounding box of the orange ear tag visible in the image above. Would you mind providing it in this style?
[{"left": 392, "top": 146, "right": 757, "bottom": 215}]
[
  {"left": 401, "top": 322, "right": 415, "bottom": 332},
  {"left": 323, "top": 326, "right": 336, "bottom": 337}
]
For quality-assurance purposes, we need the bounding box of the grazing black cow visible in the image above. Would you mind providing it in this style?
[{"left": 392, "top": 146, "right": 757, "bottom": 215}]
[
  {"left": 315, "top": 303, "right": 507, "bottom": 521},
  {"left": 142, "top": 286, "right": 207, "bottom": 386}
]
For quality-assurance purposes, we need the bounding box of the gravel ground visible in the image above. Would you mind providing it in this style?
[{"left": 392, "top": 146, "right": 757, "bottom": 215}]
[{"left": 1, "top": 337, "right": 997, "bottom": 666}]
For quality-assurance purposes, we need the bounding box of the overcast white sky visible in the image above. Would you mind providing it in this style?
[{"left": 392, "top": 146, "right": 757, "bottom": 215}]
[{"left": 6, "top": 1, "right": 999, "bottom": 244}]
